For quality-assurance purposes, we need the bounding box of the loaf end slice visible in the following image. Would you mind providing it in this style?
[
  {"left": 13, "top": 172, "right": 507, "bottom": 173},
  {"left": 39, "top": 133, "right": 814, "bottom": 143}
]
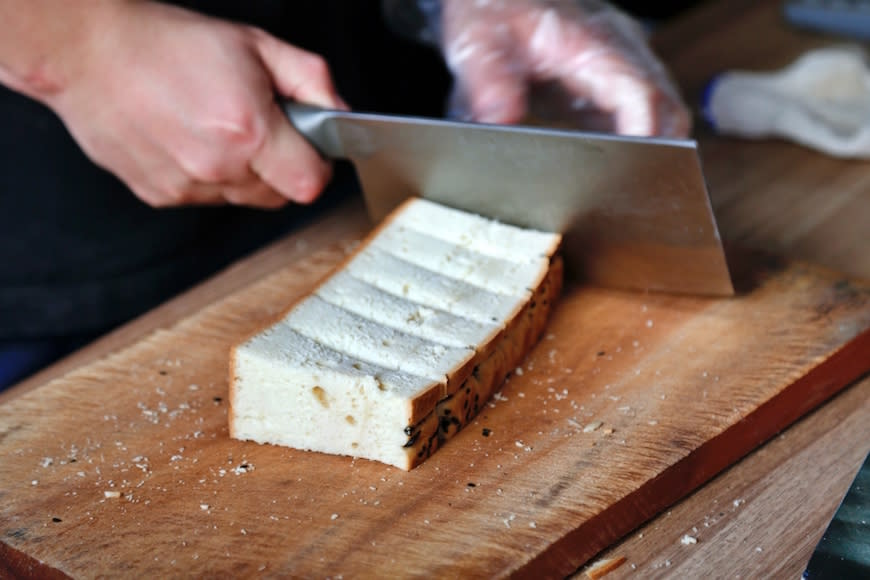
[{"left": 230, "top": 327, "right": 442, "bottom": 470}]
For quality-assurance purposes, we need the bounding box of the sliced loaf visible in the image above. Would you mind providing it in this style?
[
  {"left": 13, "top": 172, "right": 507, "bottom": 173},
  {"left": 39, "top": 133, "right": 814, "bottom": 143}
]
[{"left": 229, "top": 198, "right": 562, "bottom": 470}]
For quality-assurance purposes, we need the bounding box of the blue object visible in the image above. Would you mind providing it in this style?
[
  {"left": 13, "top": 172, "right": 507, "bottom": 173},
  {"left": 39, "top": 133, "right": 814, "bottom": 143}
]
[
  {"left": 0, "top": 335, "right": 96, "bottom": 391},
  {"left": 0, "top": 341, "right": 63, "bottom": 391},
  {"left": 700, "top": 74, "right": 723, "bottom": 130},
  {"left": 784, "top": 0, "right": 870, "bottom": 39}
]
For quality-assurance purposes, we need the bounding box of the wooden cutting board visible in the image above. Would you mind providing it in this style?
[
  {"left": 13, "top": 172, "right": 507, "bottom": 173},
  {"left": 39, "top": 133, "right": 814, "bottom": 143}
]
[{"left": 2, "top": 239, "right": 869, "bottom": 579}]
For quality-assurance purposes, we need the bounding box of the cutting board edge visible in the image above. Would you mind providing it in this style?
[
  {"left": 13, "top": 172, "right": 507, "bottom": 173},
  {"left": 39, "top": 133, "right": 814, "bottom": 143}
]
[
  {"left": 0, "top": 540, "right": 71, "bottom": 580},
  {"left": 509, "top": 326, "right": 870, "bottom": 579}
]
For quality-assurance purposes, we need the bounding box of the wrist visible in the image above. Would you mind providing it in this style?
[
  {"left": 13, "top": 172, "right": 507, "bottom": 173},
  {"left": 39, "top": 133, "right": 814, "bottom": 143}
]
[{"left": 0, "top": 0, "right": 137, "bottom": 103}]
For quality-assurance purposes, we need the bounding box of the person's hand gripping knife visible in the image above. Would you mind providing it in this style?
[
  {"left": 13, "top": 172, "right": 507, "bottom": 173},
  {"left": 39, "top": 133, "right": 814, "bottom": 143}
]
[
  {"left": 438, "top": 0, "right": 691, "bottom": 138},
  {"left": 0, "top": 0, "right": 347, "bottom": 209}
]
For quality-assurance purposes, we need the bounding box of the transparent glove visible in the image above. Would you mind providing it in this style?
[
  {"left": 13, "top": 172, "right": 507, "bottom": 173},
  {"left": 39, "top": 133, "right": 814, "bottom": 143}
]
[{"left": 437, "top": 0, "right": 691, "bottom": 137}]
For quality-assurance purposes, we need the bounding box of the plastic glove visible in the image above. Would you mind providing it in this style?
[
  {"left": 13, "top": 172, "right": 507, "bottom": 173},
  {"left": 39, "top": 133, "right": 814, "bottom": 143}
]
[
  {"left": 704, "top": 46, "right": 870, "bottom": 159},
  {"left": 41, "top": 2, "right": 346, "bottom": 208},
  {"left": 439, "top": 0, "right": 690, "bottom": 137}
]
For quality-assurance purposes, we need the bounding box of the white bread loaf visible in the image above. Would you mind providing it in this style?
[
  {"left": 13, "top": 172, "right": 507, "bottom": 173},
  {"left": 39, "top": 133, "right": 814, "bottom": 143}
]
[{"left": 229, "top": 198, "right": 562, "bottom": 470}]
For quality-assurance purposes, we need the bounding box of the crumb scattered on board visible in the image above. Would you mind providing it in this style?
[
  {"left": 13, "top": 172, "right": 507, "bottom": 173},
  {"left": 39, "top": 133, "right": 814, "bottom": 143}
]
[{"left": 584, "top": 556, "right": 627, "bottom": 579}]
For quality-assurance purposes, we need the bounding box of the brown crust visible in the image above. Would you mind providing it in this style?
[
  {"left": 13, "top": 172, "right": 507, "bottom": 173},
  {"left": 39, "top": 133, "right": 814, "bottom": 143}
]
[
  {"left": 400, "top": 255, "right": 564, "bottom": 469},
  {"left": 227, "top": 350, "right": 237, "bottom": 438},
  {"left": 441, "top": 256, "right": 563, "bottom": 401}
]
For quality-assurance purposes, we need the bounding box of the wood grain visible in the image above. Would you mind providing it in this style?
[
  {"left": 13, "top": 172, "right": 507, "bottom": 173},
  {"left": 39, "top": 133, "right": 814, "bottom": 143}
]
[
  {"left": 581, "top": 378, "right": 870, "bottom": 579},
  {"left": 3, "top": 0, "right": 870, "bottom": 577},
  {"left": 1, "top": 241, "right": 869, "bottom": 577}
]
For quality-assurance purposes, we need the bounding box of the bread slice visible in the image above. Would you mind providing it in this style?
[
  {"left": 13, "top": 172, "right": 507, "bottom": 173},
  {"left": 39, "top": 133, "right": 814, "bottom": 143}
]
[{"left": 229, "top": 198, "right": 563, "bottom": 470}]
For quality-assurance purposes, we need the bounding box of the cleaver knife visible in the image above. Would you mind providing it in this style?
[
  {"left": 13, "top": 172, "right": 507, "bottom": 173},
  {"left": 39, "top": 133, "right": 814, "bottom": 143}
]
[{"left": 284, "top": 103, "right": 733, "bottom": 296}]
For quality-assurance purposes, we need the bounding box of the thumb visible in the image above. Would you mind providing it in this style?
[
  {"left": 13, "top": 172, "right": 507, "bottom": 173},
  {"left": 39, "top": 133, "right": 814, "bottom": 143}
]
[
  {"left": 252, "top": 30, "right": 348, "bottom": 110},
  {"left": 447, "top": 38, "right": 528, "bottom": 124}
]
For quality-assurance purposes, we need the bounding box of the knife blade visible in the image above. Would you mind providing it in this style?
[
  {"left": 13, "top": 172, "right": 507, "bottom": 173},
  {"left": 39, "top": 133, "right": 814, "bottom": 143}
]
[{"left": 285, "top": 103, "right": 733, "bottom": 296}]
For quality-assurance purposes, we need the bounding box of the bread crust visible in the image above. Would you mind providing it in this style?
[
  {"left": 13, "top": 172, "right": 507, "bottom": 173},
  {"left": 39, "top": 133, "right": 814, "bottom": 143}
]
[{"left": 401, "top": 256, "right": 564, "bottom": 468}]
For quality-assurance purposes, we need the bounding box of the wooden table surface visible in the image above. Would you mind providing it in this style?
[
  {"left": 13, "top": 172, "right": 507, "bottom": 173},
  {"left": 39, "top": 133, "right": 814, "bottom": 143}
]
[{"left": 3, "top": 0, "right": 869, "bottom": 578}]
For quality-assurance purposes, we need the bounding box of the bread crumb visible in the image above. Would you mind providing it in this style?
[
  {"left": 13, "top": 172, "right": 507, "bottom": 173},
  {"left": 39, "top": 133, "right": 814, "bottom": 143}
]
[
  {"left": 733, "top": 498, "right": 744, "bottom": 508},
  {"left": 583, "top": 421, "right": 603, "bottom": 433},
  {"left": 529, "top": 521, "right": 537, "bottom": 528},
  {"left": 104, "top": 490, "right": 121, "bottom": 499},
  {"left": 200, "top": 504, "right": 209, "bottom": 510},
  {"left": 681, "top": 534, "right": 698, "bottom": 545},
  {"left": 232, "top": 463, "right": 253, "bottom": 475},
  {"left": 515, "top": 367, "right": 524, "bottom": 376},
  {"left": 585, "top": 556, "right": 627, "bottom": 579},
  {"left": 331, "top": 513, "right": 339, "bottom": 520}
]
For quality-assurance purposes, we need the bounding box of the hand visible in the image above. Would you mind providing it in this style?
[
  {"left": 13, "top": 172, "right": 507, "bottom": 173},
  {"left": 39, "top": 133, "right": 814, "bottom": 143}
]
[
  {"left": 441, "top": 0, "right": 691, "bottom": 137},
  {"left": 45, "top": 1, "right": 346, "bottom": 208}
]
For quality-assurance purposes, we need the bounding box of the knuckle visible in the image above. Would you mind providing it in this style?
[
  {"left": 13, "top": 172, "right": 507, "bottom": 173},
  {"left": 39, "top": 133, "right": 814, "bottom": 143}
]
[
  {"left": 301, "top": 53, "right": 331, "bottom": 82},
  {"left": 132, "top": 187, "right": 167, "bottom": 208},
  {"left": 178, "top": 153, "right": 226, "bottom": 183},
  {"left": 183, "top": 109, "right": 267, "bottom": 184},
  {"left": 215, "top": 106, "right": 266, "bottom": 149},
  {"left": 158, "top": 180, "right": 196, "bottom": 206},
  {"left": 146, "top": 195, "right": 171, "bottom": 208}
]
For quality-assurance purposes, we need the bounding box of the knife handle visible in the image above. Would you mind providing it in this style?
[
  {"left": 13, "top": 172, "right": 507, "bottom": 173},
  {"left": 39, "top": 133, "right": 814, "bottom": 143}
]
[{"left": 282, "top": 101, "right": 346, "bottom": 159}]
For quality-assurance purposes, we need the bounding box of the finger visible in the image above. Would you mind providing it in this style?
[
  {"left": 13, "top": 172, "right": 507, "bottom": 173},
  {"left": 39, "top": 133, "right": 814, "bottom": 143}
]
[
  {"left": 249, "top": 101, "right": 332, "bottom": 204},
  {"left": 222, "top": 176, "right": 289, "bottom": 209},
  {"left": 607, "top": 78, "right": 691, "bottom": 138},
  {"left": 555, "top": 51, "right": 655, "bottom": 136},
  {"left": 252, "top": 30, "right": 348, "bottom": 110},
  {"left": 552, "top": 43, "right": 692, "bottom": 138},
  {"left": 132, "top": 182, "right": 226, "bottom": 208},
  {"left": 446, "top": 30, "right": 528, "bottom": 124},
  {"left": 124, "top": 142, "right": 229, "bottom": 206},
  {"left": 654, "top": 94, "right": 692, "bottom": 138}
]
